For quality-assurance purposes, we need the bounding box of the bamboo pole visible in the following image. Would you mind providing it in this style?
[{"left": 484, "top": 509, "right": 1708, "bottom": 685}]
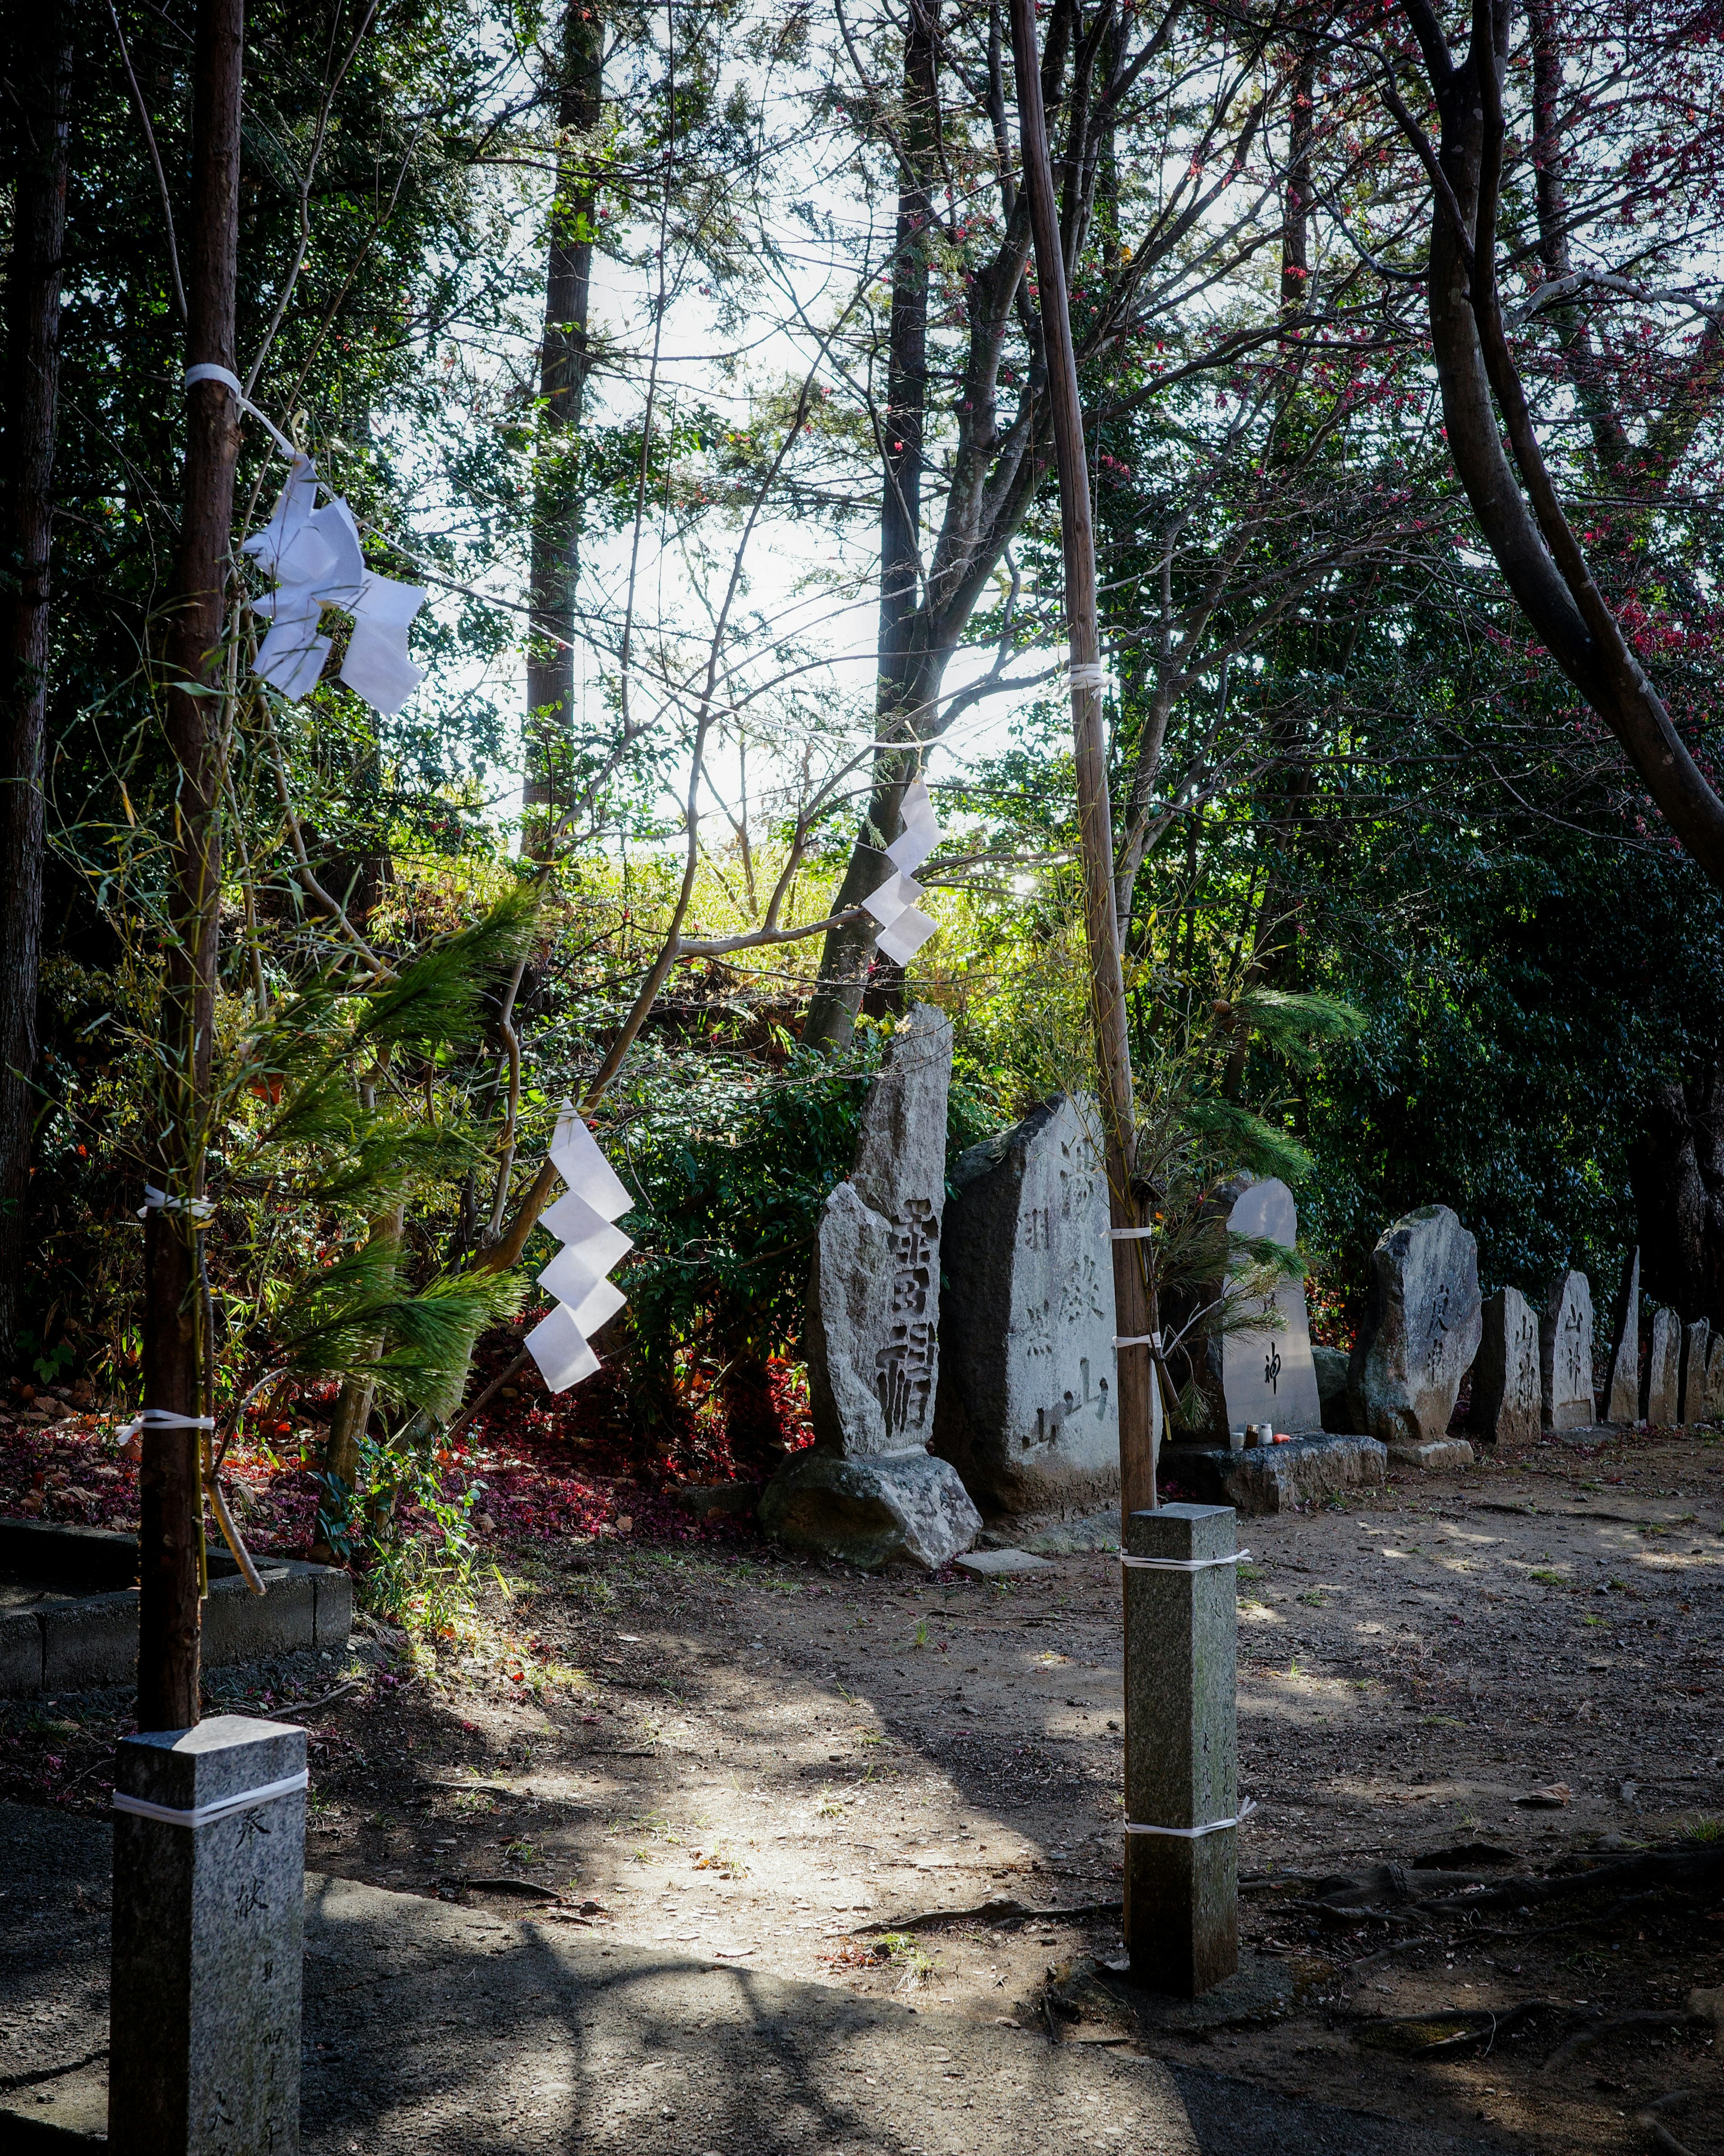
[{"left": 1008, "top": 0, "right": 1156, "bottom": 1520}]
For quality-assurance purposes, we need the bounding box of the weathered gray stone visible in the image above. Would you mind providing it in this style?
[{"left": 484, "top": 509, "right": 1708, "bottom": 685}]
[
  {"left": 0, "top": 1609, "right": 42, "bottom": 1695},
  {"left": 804, "top": 1002, "right": 952, "bottom": 1461},
  {"left": 1681, "top": 1318, "right": 1712, "bottom": 1425},
  {"left": 1540, "top": 1270, "right": 1596, "bottom": 1430},
  {"left": 1643, "top": 1307, "right": 1680, "bottom": 1425},
  {"left": 1164, "top": 1433, "right": 1387, "bottom": 1515},
  {"left": 1219, "top": 1177, "right": 1323, "bottom": 1434},
  {"left": 1312, "top": 1344, "right": 1351, "bottom": 1432},
  {"left": 110, "top": 1714, "right": 305, "bottom": 2156},
  {"left": 1707, "top": 1332, "right": 1724, "bottom": 1422},
  {"left": 932, "top": 1093, "right": 1117, "bottom": 1514},
  {"left": 1603, "top": 1247, "right": 1640, "bottom": 1424},
  {"left": 757, "top": 1451, "right": 979, "bottom": 1571},
  {"left": 954, "top": 1548, "right": 1054, "bottom": 1576},
  {"left": 1468, "top": 1286, "right": 1540, "bottom": 1443},
  {"left": 1387, "top": 1437, "right": 1476, "bottom": 1470},
  {"left": 1347, "top": 1206, "right": 1483, "bottom": 1444},
  {"left": 1122, "top": 1503, "right": 1239, "bottom": 1996}
]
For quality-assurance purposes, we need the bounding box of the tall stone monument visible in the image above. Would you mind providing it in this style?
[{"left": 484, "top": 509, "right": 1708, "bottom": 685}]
[
  {"left": 1680, "top": 1318, "right": 1712, "bottom": 1425},
  {"left": 932, "top": 1094, "right": 1121, "bottom": 1514},
  {"left": 761, "top": 1004, "right": 980, "bottom": 1568},
  {"left": 1468, "top": 1285, "right": 1539, "bottom": 1442},
  {"left": 1643, "top": 1308, "right": 1680, "bottom": 1425},
  {"left": 1347, "top": 1205, "right": 1483, "bottom": 1445},
  {"left": 1219, "top": 1177, "right": 1323, "bottom": 1435},
  {"left": 1602, "top": 1247, "right": 1640, "bottom": 1424},
  {"left": 1707, "top": 1331, "right": 1724, "bottom": 1422},
  {"left": 1540, "top": 1270, "right": 1596, "bottom": 1429}
]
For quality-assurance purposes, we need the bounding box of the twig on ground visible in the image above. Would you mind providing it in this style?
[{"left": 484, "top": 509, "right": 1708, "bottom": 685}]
[{"left": 275, "top": 1679, "right": 364, "bottom": 1720}]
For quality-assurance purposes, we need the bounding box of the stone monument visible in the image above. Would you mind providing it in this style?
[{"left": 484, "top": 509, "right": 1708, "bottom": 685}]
[
  {"left": 1680, "top": 1318, "right": 1712, "bottom": 1425},
  {"left": 932, "top": 1094, "right": 1121, "bottom": 1515},
  {"left": 1468, "top": 1285, "right": 1539, "bottom": 1442},
  {"left": 1540, "top": 1270, "right": 1595, "bottom": 1429},
  {"left": 1347, "top": 1205, "right": 1483, "bottom": 1445},
  {"left": 1219, "top": 1177, "right": 1323, "bottom": 1435},
  {"left": 761, "top": 1003, "right": 980, "bottom": 1568},
  {"left": 1707, "top": 1331, "right": 1724, "bottom": 1422},
  {"left": 1643, "top": 1308, "right": 1680, "bottom": 1425},
  {"left": 1602, "top": 1247, "right": 1640, "bottom": 1424},
  {"left": 109, "top": 1714, "right": 306, "bottom": 2156}
]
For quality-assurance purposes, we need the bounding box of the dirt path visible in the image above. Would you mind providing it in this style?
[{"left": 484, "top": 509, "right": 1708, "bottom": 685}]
[{"left": 5, "top": 1422, "right": 1721, "bottom": 2153}]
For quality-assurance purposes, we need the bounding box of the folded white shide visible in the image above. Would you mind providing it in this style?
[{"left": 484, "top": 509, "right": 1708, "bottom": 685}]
[
  {"left": 524, "top": 1107, "right": 634, "bottom": 1392},
  {"left": 862, "top": 777, "right": 943, "bottom": 966},
  {"left": 243, "top": 457, "right": 428, "bottom": 715}
]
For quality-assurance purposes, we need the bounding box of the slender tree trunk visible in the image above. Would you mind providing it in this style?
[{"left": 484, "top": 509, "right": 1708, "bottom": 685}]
[
  {"left": 1009, "top": 0, "right": 1155, "bottom": 1523},
  {"left": 802, "top": 0, "right": 940, "bottom": 1049},
  {"left": 139, "top": 0, "right": 245, "bottom": 1735},
  {"left": 524, "top": 0, "right": 603, "bottom": 857},
  {"left": 0, "top": 18, "right": 72, "bottom": 1363}
]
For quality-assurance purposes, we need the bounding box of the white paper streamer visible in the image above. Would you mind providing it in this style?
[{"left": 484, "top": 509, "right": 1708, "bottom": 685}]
[
  {"left": 115, "top": 1406, "right": 217, "bottom": 1441},
  {"left": 524, "top": 1106, "right": 633, "bottom": 1394},
  {"left": 242, "top": 459, "right": 427, "bottom": 716},
  {"left": 864, "top": 778, "right": 943, "bottom": 966}
]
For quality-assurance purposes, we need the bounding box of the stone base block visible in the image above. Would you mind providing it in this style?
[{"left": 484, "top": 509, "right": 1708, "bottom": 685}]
[
  {"left": 1162, "top": 1434, "right": 1386, "bottom": 1515},
  {"left": 1387, "top": 1437, "right": 1476, "bottom": 1470},
  {"left": 759, "top": 1451, "right": 981, "bottom": 1570}
]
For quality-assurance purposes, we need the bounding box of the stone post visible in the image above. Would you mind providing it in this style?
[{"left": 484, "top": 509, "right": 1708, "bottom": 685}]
[
  {"left": 1122, "top": 1501, "right": 1240, "bottom": 1995},
  {"left": 109, "top": 1713, "right": 306, "bottom": 2156}
]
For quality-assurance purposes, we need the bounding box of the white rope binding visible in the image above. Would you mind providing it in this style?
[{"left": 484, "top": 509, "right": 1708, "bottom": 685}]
[
  {"left": 1126, "top": 1797, "right": 1257, "bottom": 1839},
  {"left": 137, "top": 1182, "right": 215, "bottom": 1221},
  {"left": 1066, "top": 659, "right": 1107, "bottom": 689},
  {"left": 113, "top": 1769, "right": 309, "bottom": 1830},
  {"left": 115, "top": 1406, "right": 217, "bottom": 1442},
  {"left": 1113, "top": 1334, "right": 1161, "bottom": 1349},
  {"left": 184, "top": 362, "right": 300, "bottom": 459},
  {"left": 1102, "top": 1224, "right": 1157, "bottom": 1239},
  {"left": 1119, "top": 1548, "right": 1250, "bottom": 1571}
]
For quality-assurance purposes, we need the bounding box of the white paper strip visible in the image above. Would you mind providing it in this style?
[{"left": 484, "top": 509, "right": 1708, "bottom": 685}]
[
  {"left": 524, "top": 1303, "right": 600, "bottom": 1391},
  {"left": 539, "top": 1189, "right": 633, "bottom": 1273},
  {"left": 884, "top": 779, "right": 940, "bottom": 875},
  {"left": 242, "top": 458, "right": 427, "bottom": 717},
  {"left": 875, "top": 908, "right": 939, "bottom": 965},
  {"left": 549, "top": 1106, "right": 634, "bottom": 1221}
]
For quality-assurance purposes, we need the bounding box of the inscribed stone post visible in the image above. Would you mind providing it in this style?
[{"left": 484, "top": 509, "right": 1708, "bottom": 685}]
[
  {"left": 1122, "top": 1503, "right": 1240, "bottom": 1996},
  {"left": 932, "top": 1094, "right": 1119, "bottom": 1514},
  {"left": 762, "top": 1005, "right": 980, "bottom": 1568},
  {"left": 109, "top": 1713, "right": 305, "bottom": 2156},
  {"left": 1602, "top": 1248, "right": 1640, "bottom": 1425},
  {"left": 1347, "top": 1206, "right": 1483, "bottom": 1445},
  {"left": 1218, "top": 1178, "right": 1323, "bottom": 1434},
  {"left": 1643, "top": 1309, "right": 1680, "bottom": 1426},
  {"left": 1707, "top": 1332, "right": 1724, "bottom": 1422},
  {"left": 1680, "top": 1318, "right": 1712, "bottom": 1425},
  {"left": 1468, "top": 1286, "right": 1539, "bottom": 1442},
  {"left": 1540, "top": 1271, "right": 1596, "bottom": 1430}
]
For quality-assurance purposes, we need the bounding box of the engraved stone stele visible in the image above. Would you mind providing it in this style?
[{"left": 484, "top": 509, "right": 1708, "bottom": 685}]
[
  {"left": 1468, "top": 1285, "right": 1540, "bottom": 1442},
  {"left": 109, "top": 1713, "right": 305, "bottom": 2156},
  {"left": 1603, "top": 1247, "right": 1641, "bottom": 1425},
  {"left": 762, "top": 1003, "right": 979, "bottom": 1569},
  {"left": 1218, "top": 1177, "right": 1324, "bottom": 1435},
  {"left": 1642, "top": 1307, "right": 1680, "bottom": 1425},
  {"left": 932, "top": 1094, "right": 1119, "bottom": 1515},
  {"left": 1680, "top": 1318, "right": 1712, "bottom": 1425},
  {"left": 1707, "top": 1331, "right": 1724, "bottom": 1422},
  {"left": 1540, "top": 1270, "right": 1596, "bottom": 1430},
  {"left": 1347, "top": 1205, "right": 1483, "bottom": 1445}
]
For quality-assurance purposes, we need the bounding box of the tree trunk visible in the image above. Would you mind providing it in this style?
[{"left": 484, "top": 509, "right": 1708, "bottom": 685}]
[
  {"left": 1010, "top": 0, "right": 1155, "bottom": 1523},
  {"left": 801, "top": 0, "right": 940, "bottom": 1050},
  {"left": 139, "top": 0, "right": 245, "bottom": 1736},
  {"left": 523, "top": 0, "right": 603, "bottom": 858},
  {"left": 0, "top": 17, "right": 71, "bottom": 1364}
]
